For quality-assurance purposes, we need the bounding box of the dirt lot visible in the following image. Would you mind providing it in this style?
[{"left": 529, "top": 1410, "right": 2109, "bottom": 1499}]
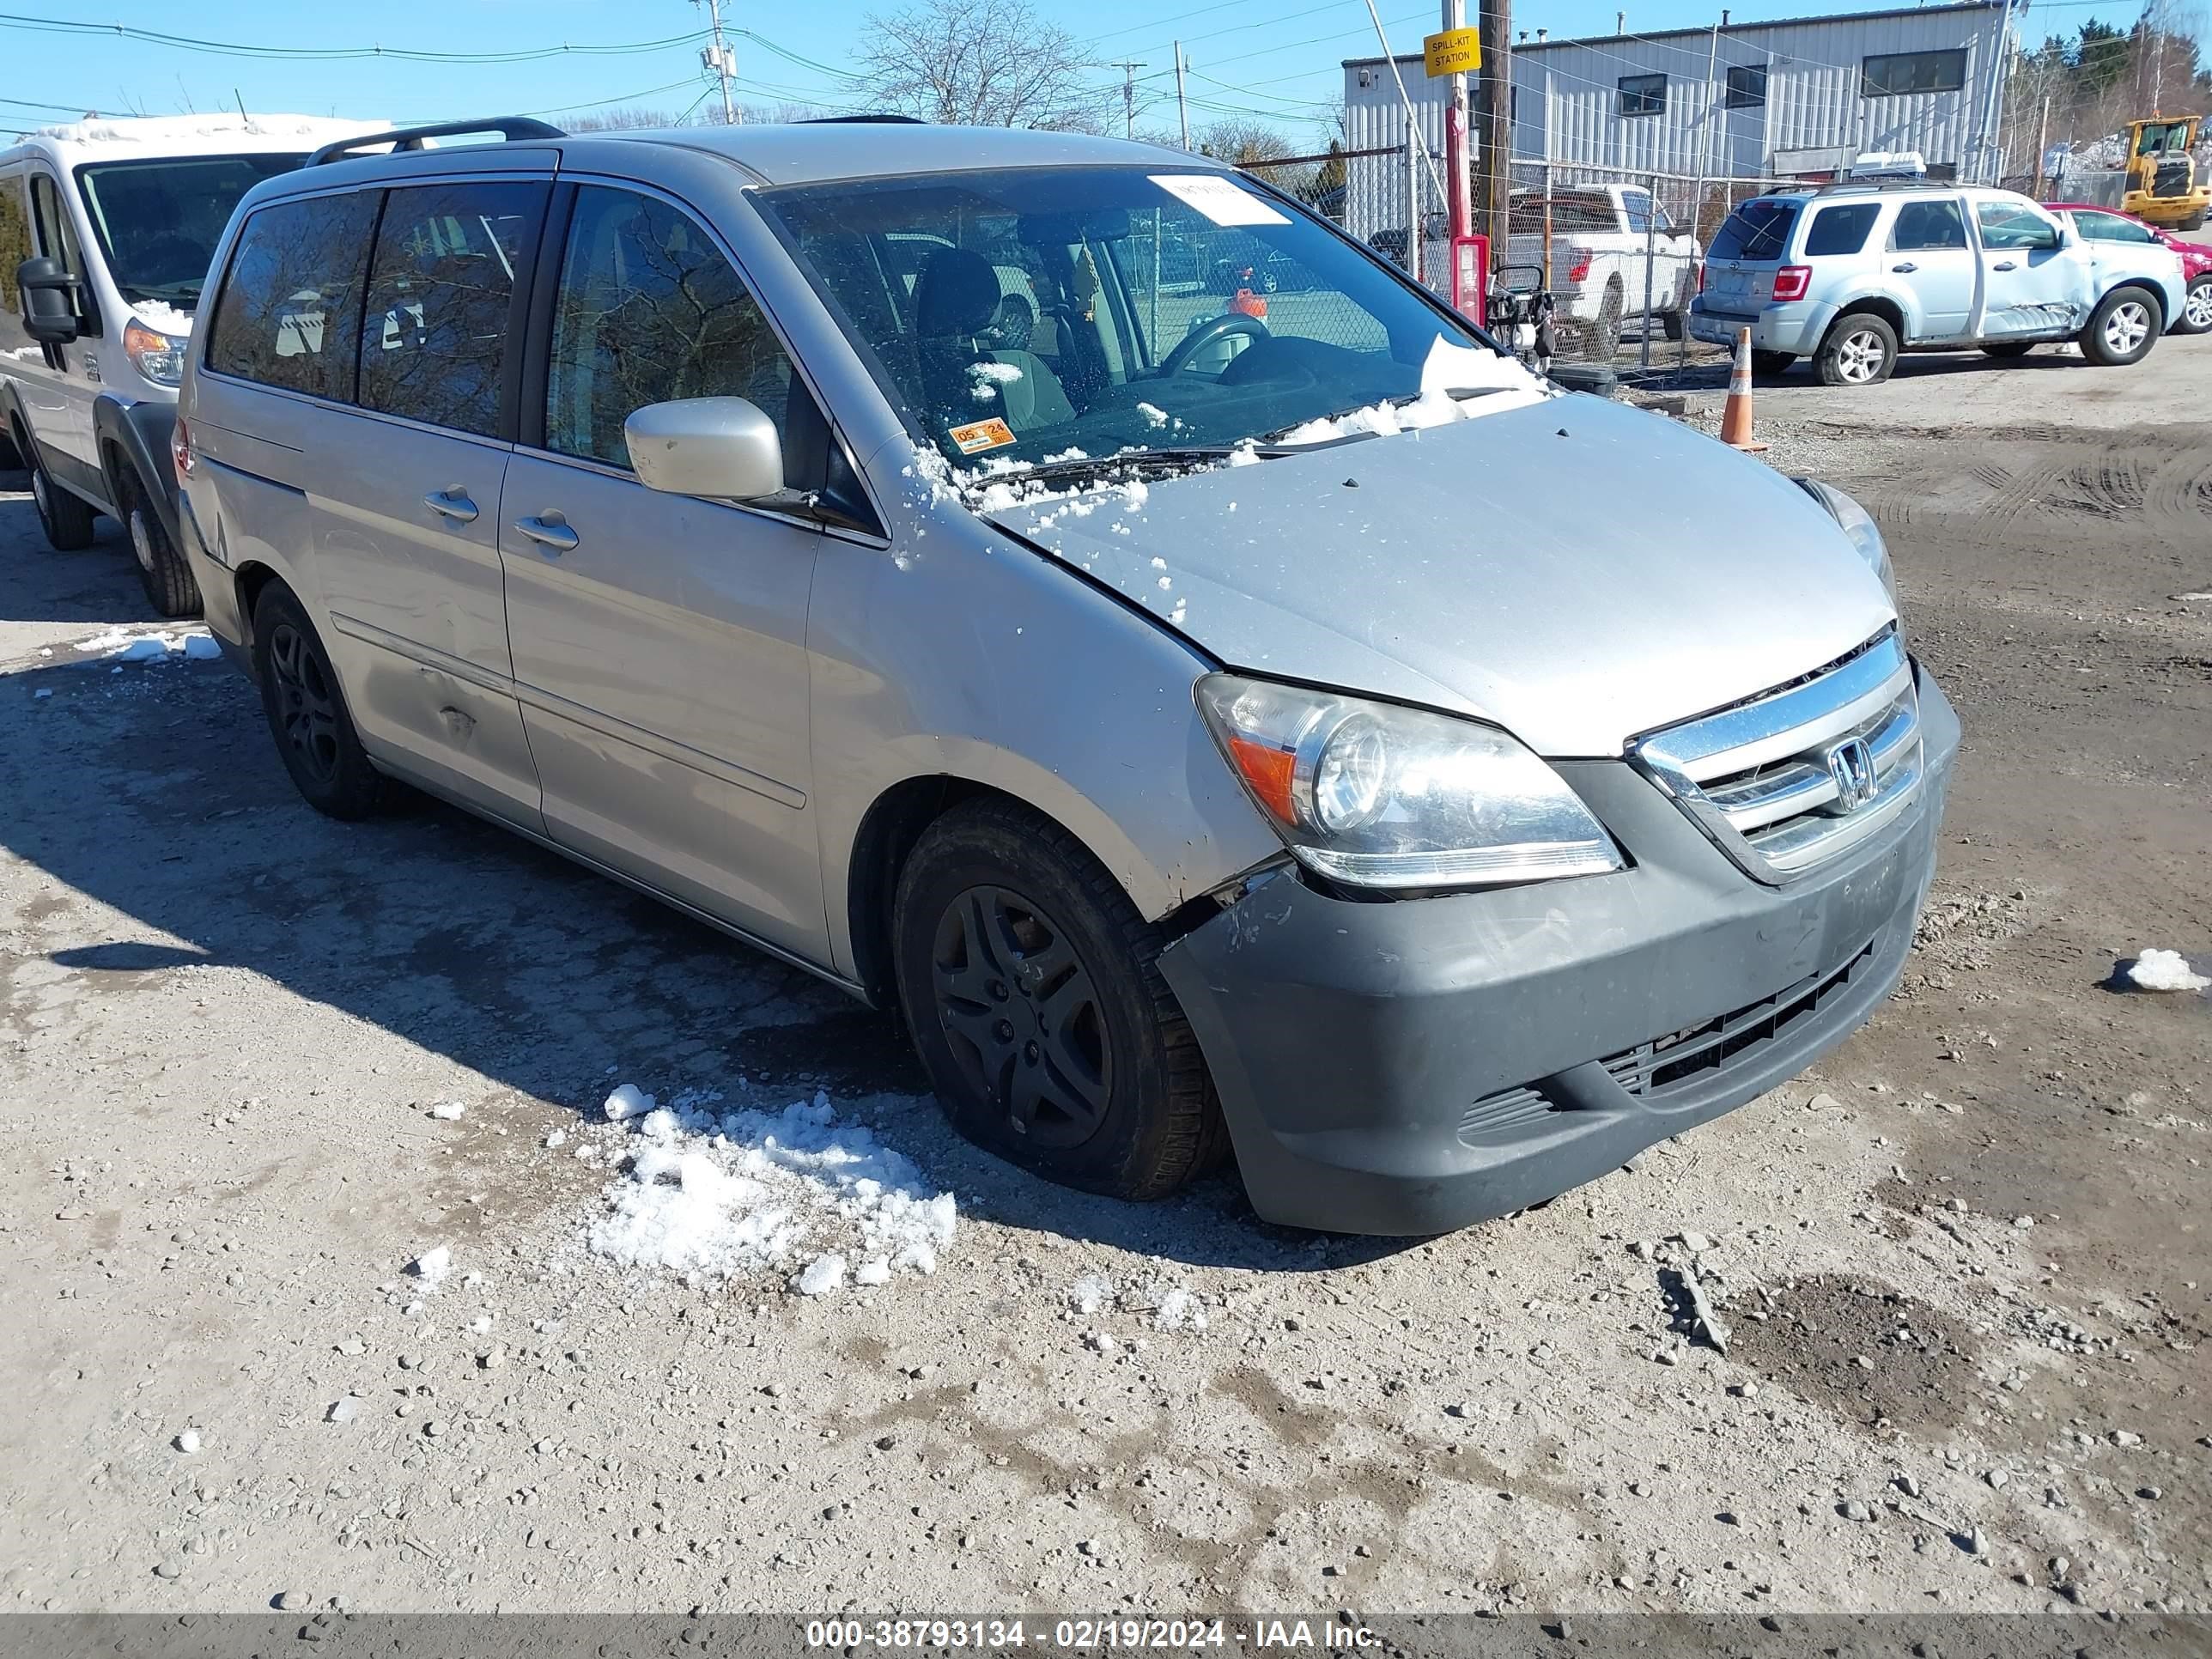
[{"left": 3, "top": 339, "right": 2207, "bottom": 1623}]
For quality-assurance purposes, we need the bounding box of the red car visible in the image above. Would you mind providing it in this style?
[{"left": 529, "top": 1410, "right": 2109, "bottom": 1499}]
[{"left": 2045, "top": 201, "right": 2212, "bottom": 335}]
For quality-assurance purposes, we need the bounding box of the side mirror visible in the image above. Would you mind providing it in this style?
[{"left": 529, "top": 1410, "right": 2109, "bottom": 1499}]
[
  {"left": 18, "top": 255, "right": 80, "bottom": 345},
  {"left": 623, "top": 397, "right": 783, "bottom": 501}
]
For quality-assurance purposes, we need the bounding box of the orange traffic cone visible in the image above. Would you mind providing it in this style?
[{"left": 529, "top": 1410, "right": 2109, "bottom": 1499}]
[{"left": 1721, "top": 326, "right": 1766, "bottom": 453}]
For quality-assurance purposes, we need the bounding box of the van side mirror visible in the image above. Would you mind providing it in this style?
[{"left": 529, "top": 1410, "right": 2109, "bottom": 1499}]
[
  {"left": 17, "top": 256, "right": 81, "bottom": 345},
  {"left": 623, "top": 398, "right": 783, "bottom": 501}
]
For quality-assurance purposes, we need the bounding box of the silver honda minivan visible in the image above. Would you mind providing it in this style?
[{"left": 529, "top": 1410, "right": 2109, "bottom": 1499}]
[{"left": 173, "top": 118, "right": 1959, "bottom": 1235}]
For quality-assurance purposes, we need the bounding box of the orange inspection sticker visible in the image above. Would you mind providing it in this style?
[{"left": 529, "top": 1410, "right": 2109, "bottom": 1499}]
[{"left": 949, "top": 417, "right": 1017, "bottom": 454}]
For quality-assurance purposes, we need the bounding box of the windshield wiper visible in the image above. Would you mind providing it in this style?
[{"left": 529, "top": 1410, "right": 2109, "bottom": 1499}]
[
  {"left": 1258, "top": 385, "right": 1510, "bottom": 447},
  {"left": 991, "top": 445, "right": 1282, "bottom": 489}
]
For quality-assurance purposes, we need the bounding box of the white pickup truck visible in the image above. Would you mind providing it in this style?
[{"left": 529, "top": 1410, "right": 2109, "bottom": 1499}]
[{"left": 1504, "top": 183, "right": 1700, "bottom": 359}]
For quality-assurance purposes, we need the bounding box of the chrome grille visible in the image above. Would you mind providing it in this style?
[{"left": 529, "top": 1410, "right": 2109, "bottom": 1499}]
[{"left": 1632, "top": 632, "right": 1923, "bottom": 883}]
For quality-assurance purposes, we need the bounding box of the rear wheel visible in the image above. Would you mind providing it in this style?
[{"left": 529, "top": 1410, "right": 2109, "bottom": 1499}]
[
  {"left": 1659, "top": 309, "right": 1686, "bottom": 341},
  {"left": 28, "top": 450, "right": 97, "bottom": 550},
  {"left": 252, "top": 582, "right": 388, "bottom": 820},
  {"left": 1815, "top": 313, "right": 1897, "bottom": 386},
  {"left": 120, "top": 468, "right": 201, "bottom": 618},
  {"left": 1585, "top": 282, "right": 1625, "bottom": 361},
  {"left": 892, "top": 798, "right": 1224, "bottom": 1201},
  {"left": 2176, "top": 276, "right": 2212, "bottom": 336},
  {"left": 1980, "top": 341, "right": 2035, "bottom": 359},
  {"left": 2080, "top": 285, "right": 2160, "bottom": 366},
  {"left": 1751, "top": 349, "right": 1796, "bottom": 377}
]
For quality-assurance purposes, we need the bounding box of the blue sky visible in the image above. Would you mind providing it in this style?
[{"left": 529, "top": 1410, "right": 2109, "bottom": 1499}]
[{"left": 0, "top": 1, "right": 2131, "bottom": 149}]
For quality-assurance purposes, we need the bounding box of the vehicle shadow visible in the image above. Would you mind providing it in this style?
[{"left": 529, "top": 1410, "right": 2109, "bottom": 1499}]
[
  {"left": 0, "top": 469, "right": 149, "bottom": 629},
  {"left": 0, "top": 494, "right": 1401, "bottom": 1273}
]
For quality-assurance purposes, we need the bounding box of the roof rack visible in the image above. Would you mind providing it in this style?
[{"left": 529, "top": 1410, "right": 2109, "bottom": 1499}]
[
  {"left": 801, "top": 113, "right": 926, "bottom": 124},
  {"left": 306, "top": 117, "right": 566, "bottom": 167}
]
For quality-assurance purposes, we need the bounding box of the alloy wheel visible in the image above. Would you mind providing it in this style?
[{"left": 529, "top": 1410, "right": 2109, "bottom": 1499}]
[
  {"left": 930, "top": 884, "right": 1111, "bottom": 1147},
  {"left": 267, "top": 623, "right": 342, "bottom": 785},
  {"left": 2185, "top": 283, "right": 2212, "bottom": 331},
  {"left": 2102, "top": 301, "right": 2150, "bottom": 356},
  {"left": 30, "top": 467, "right": 47, "bottom": 520},
  {"left": 1837, "top": 328, "right": 1887, "bottom": 383},
  {"left": 129, "top": 508, "right": 156, "bottom": 574}
]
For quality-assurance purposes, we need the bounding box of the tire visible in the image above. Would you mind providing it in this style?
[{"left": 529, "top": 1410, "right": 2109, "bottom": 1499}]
[
  {"left": 891, "top": 797, "right": 1224, "bottom": 1202},
  {"left": 1751, "top": 349, "right": 1796, "bottom": 378},
  {"left": 2176, "top": 276, "right": 2212, "bottom": 336},
  {"left": 1815, "top": 312, "right": 1898, "bottom": 387},
  {"left": 0, "top": 423, "right": 21, "bottom": 471},
  {"left": 2179, "top": 210, "right": 2207, "bottom": 232},
  {"left": 1584, "top": 282, "right": 1624, "bottom": 361},
  {"left": 120, "top": 467, "right": 201, "bottom": 618},
  {"left": 27, "top": 448, "right": 97, "bottom": 550},
  {"left": 1660, "top": 309, "right": 1685, "bottom": 341},
  {"left": 251, "top": 581, "right": 388, "bottom": 820},
  {"left": 2080, "top": 285, "right": 2160, "bottom": 366},
  {"left": 1980, "top": 341, "right": 2035, "bottom": 359}
]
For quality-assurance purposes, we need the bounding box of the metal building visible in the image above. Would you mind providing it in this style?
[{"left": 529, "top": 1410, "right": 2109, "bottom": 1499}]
[{"left": 1342, "top": 2, "right": 2010, "bottom": 243}]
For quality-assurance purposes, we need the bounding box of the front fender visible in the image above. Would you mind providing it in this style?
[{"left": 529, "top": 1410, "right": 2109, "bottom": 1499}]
[{"left": 93, "top": 393, "right": 181, "bottom": 548}]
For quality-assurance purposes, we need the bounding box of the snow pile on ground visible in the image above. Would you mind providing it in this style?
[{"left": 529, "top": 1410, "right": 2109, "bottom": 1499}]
[
  {"left": 1067, "top": 1270, "right": 1207, "bottom": 1332},
  {"left": 71, "top": 627, "right": 222, "bottom": 663},
  {"left": 586, "top": 1085, "right": 957, "bottom": 1295},
  {"left": 2126, "top": 948, "right": 2209, "bottom": 994}
]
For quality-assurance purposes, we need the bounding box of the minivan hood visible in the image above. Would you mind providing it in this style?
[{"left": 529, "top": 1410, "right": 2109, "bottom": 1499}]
[{"left": 989, "top": 396, "right": 1894, "bottom": 757}]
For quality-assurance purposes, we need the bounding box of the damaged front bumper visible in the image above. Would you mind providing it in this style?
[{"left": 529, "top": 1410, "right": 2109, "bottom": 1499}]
[{"left": 1158, "top": 666, "right": 1960, "bottom": 1236}]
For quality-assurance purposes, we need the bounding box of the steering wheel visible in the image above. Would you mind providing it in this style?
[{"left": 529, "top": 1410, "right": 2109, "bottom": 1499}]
[{"left": 1159, "top": 311, "right": 1271, "bottom": 377}]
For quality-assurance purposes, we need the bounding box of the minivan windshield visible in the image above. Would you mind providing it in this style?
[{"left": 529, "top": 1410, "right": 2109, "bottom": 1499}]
[
  {"left": 758, "top": 166, "right": 1511, "bottom": 476},
  {"left": 76, "top": 154, "right": 309, "bottom": 312}
]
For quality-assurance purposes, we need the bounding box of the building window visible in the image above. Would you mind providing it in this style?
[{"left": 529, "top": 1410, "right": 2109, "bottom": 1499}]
[
  {"left": 1724, "top": 65, "right": 1766, "bottom": 108},
  {"left": 1619, "top": 74, "right": 1666, "bottom": 117},
  {"left": 1862, "top": 49, "right": 1967, "bottom": 97}
]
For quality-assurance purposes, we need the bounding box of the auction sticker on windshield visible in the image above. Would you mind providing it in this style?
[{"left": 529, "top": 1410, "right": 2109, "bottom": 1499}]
[
  {"left": 1149, "top": 173, "right": 1290, "bottom": 227},
  {"left": 949, "top": 416, "right": 1018, "bottom": 454}
]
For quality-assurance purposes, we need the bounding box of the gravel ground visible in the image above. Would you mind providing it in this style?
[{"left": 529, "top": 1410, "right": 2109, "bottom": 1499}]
[{"left": 3, "top": 339, "right": 2208, "bottom": 1620}]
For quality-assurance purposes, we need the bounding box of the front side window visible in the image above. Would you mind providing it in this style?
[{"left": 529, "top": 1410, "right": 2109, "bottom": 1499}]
[
  {"left": 544, "top": 185, "right": 800, "bottom": 477},
  {"left": 2075, "top": 210, "right": 2154, "bottom": 245},
  {"left": 1725, "top": 65, "right": 1766, "bottom": 108},
  {"left": 1863, "top": 49, "right": 1967, "bottom": 97},
  {"left": 1890, "top": 198, "right": 1967, "bottom": 252},
  {"left": 1619, "top": 75, "right": 1666, "bottom": 117},
  {"left": 757, "top": 166, "right": 1509, "bottom": 477},
  {"left": 1974, "top": 199, "right": 2061, "bottom": 252},
  {"left": 204, "top": 191, "right": 379, "bottom": 399},
  {"left": 358, "top": 180, "right": 544, "bottom": 438},
  {"left": 76, "top": 154, "right": 307, "bottom": 310},
  {"left": 0, "top": 174, "right": 29, "bottom": 317},
  {"left": 1803, "top": 203, "right": 1880, "bottom": 257}
]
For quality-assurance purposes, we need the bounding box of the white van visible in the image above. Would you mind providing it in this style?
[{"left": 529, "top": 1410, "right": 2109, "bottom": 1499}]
[{"left": 0, "top": 114, "right": 381, "bottom": 611}]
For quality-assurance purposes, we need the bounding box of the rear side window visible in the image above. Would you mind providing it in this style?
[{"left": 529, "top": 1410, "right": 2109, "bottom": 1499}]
[
  {"left": 544, "top": 185, "right": 800, "bottom": 476},
  {"left": 1890, "top": 199, "right": 1966, "bottom": 251},
  {"left": 1708, "top": 200, "right": 1797, "bottom": 261},
  {"left": 359, "top": 180, "right": 545, "bottom": 439},
  {"left": 204, "top": 191, "right": 379, "bottom": 399},
  {"left": 1803, "top": 204, "right": 1880, "bottom": 257},
  {"left": 2075, "top": 210, "right": 2155, "bottom": 245}
]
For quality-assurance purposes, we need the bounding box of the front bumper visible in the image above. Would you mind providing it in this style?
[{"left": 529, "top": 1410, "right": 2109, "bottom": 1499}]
[
  {"left": 1158, "top": 665, "right": 1960, "bottom": 1236},
  {"left": 1689, "top": 298, "right": 1834, "bottom": 356}
]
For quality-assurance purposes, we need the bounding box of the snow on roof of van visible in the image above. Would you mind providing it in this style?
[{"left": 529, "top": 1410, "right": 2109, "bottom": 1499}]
[{"left": 9, "top": 113, "right": 386, "bottom": 159}]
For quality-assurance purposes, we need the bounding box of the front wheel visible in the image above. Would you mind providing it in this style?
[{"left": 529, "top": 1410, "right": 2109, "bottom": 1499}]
[
  {"left": 2175, "top": 276, "right": 2212, "bottom": 336},
  {"left": 2080, "top": 286, "right": 2160, "bottom": 366},
  {"left": 892, "top": 799, "right": 1224, "bottom": 1202},
  {"left": 122, "top": 471, "right": 201, "bottom": 617},
  {"left": 1815, "top": 313, "right": 1897, "bottom": 386}
]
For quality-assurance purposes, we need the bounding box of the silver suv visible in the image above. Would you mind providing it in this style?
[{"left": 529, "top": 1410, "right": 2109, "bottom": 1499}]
[
  {"left": 174, "top": 118, "right": 1958, "bottom": 1234},
  {"left": 1691, "top": 181, "right": 2185, "bottom": 384}
]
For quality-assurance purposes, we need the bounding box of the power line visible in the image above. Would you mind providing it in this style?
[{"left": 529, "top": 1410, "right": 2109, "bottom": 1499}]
[{"left": 0, "top": 11, "right": 708, "bottom": 64}]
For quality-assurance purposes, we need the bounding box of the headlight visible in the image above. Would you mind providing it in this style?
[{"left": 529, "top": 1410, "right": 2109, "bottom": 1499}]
[
  {"left": 123, "top": 319, "right": 188, "bottom": 386},
  {"left": 1195, "top": 673, "right": 1624, "bottom": 890},
  {"left": 1797, "top": 477, "right": 1897, "bottom": 614}
]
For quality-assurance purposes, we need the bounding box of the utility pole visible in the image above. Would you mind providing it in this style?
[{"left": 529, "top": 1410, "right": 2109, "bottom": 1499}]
[
  {"left": 1174, "top": 43, "right": 1191, "bottom": 149},
  {"left": 1472, "top": 0, "right": 1511, "bottom": 256},
  {"left": 700, "top": 0, "right": 736, "bottom": 125},
  {"left": 1111, "top": 59, "right": 1146, "bottom": 140}
]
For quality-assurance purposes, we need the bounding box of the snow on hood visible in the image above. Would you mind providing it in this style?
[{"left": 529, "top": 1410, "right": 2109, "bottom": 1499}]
[
  {"left": 132, "top": 301, "right": 194, "bottom": 334},
  {"left": 987, "top": 396, "right": 1896, "bottom": 758}
]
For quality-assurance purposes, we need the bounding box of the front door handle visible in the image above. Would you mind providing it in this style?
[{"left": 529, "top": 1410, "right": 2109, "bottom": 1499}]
[
  {"left": 1992, "top": 260, "right": 2018, "bottom": 271},
  {"left": 424, "top": 488, "right": 478, "bottom": 522},
  {"left": 514, "top": 513, "right": 579, "bottom": 554},
  {"left": 1890, "top": 262, "right": 1917, "bottom": 273}
]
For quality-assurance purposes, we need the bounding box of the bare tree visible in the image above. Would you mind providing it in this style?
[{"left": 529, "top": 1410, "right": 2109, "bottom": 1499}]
[
  {"left": 1194, "top": 118, "right": 1297, "bottom": 167},
  {"left": 854, "top": 0, "right": 1108, "bottom": 129}
]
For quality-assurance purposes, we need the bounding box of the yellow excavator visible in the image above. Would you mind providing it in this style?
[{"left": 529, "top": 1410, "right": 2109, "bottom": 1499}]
[{"left": 2080, "top": 115, "right": 2210, "bottom": 231}]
